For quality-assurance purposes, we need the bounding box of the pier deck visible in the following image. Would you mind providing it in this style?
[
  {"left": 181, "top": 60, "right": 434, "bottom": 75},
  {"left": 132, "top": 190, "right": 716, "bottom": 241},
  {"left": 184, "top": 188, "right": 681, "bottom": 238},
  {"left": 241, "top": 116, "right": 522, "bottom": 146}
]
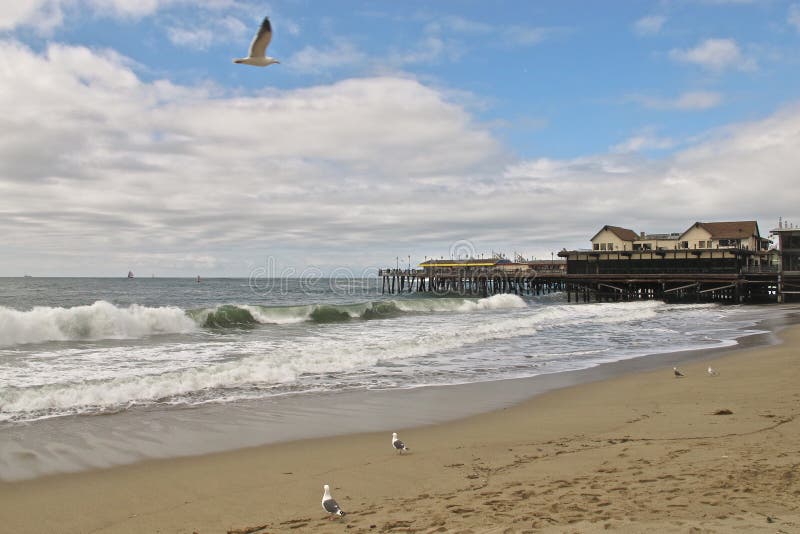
[{"left": 379, "top": 269, "right": 795, "bottom": 304}]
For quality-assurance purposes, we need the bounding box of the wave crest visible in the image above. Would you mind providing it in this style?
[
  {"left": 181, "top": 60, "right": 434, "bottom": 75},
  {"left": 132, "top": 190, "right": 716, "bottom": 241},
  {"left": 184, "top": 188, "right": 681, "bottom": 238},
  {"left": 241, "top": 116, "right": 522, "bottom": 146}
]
[
  {"left": 0, "top": 301, "right": 197, "bottom": 347},
  {"left": 0, "top": 295, "right": 528, "bottom": 347}
]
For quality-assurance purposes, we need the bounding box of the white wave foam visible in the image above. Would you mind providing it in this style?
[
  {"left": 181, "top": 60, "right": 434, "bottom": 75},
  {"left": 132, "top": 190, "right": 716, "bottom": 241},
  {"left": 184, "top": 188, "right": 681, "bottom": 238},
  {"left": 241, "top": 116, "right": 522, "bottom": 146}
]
[
  {"left": 0, "top": 301, "right": 197, "bottom": 347},
  {"left": 240, "top": 305, "right": 313, "bottom": 324},
  {"left": 393, "top": 293, "right": 527, "bottom": 313},
  {"left": 0, "top": 299, "right": 666, "bottom": 422},
  {"left": 241, "top": 295, "right": 527, "bottom": 324}
]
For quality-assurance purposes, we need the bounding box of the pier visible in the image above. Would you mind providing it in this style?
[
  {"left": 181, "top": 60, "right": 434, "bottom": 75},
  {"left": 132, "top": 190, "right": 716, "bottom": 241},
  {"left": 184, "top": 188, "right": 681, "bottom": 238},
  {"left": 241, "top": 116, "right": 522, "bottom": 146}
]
[
  {"left": 379, "top": 221, "right": 800, "bottom": 304},
  {"left": 379, "top": 265, "right": 566, "bottom": 298},
  {"left": 379, "top": 267, "right": 788, "bottom": 304}
]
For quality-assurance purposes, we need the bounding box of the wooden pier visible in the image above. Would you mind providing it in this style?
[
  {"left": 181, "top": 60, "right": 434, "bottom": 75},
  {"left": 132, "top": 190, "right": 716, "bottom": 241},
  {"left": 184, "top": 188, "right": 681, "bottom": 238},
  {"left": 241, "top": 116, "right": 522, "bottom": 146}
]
[
  {"left": 379, "top": 259, "right": 796, "bottom": 304},
  {"left": 380, "top": 222, "right": 800, "bottom": 304},
  {"left": 379, "top": 268, "right": 566, "bottom": 298}
]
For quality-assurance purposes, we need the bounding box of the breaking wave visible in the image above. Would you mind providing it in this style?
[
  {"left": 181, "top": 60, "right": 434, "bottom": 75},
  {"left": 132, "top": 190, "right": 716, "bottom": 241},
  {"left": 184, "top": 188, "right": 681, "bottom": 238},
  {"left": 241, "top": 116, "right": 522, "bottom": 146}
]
[
  {"left": 0, "top": 301, "right": 197, "bottom": 347},
  {"left": 0, "top": 294, "right": 527, "bottom": 346},
  {"left": 0, "top": 300, "right": 675, "bottom": 423}
]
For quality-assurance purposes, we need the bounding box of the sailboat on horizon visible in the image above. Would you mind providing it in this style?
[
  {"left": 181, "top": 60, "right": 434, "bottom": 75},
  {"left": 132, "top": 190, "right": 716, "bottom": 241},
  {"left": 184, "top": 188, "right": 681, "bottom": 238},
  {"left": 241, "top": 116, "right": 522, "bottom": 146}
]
[{"left": 127, "top": 271, "right": 134, "bottom": 279}]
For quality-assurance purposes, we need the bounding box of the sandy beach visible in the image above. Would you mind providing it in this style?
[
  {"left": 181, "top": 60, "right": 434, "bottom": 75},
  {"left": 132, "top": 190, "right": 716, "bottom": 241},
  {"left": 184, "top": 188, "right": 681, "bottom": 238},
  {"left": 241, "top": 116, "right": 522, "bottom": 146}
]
[{"left": 2, "top": 324, "right": 799, "bottom": 533}]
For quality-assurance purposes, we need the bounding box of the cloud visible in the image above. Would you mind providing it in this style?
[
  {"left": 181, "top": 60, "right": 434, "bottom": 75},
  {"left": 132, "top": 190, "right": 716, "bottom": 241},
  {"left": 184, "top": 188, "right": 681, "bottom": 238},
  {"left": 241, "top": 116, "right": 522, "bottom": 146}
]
[
  {"left": 504, "top": 105, "right": 800, "bottom": 239},
  {"left": 790, "top": 3, "right": 800, "bottom": 32},
  {"left": 630, "top": 91, "right": 723, "bottom": 110},
  {"left": 633, "top": 15, "right": 666, "bottom": 36},
  {"left": 669, "top": 38, "right": 756, "bottom": 72},
  {"left": 1, "top": 39, "right": 798, "bottom": 275},
  {"left": 0, "top": 40, "right": 506, "bottom": 275},
  {"left": 86, "top": 0, "right": 167, "bottom": 18},
  {"left": 0, "top": 1, "right": 66, "bottom": 33},
  {"left": 428, "top": 15, "right": 493, "bottom": 35},
  {"left": 0, "top": 0, "right": 244, "bottom": 32},
  {"left": 166, "top": 15, "right": 248, "bottom": 50},
  {"left": 287, "top": 40, "right": 368, "bottom": 73},
  {"left": 611, "top": 130, "right": 675, "bottom": 153}
]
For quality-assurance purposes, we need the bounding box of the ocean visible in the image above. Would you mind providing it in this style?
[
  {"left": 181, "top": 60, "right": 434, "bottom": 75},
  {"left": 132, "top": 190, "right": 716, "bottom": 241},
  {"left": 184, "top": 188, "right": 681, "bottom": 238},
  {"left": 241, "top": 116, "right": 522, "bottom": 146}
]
[{"left": 0, "top": 277, "right": 782, "bottom": 480}]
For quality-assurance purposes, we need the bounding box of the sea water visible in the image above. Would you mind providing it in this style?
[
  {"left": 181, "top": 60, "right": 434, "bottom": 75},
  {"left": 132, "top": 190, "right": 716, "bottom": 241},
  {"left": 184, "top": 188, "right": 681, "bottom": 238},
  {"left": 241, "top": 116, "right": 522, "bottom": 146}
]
[{"left": 0, "top": 277, "right": 778, "bottom": 479}]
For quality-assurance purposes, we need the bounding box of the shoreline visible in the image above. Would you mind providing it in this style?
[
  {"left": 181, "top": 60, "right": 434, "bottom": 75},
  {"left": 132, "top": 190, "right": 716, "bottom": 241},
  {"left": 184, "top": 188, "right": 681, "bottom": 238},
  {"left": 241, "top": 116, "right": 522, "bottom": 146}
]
[
  {"left": 1, "top": 309, "right": 800, "bottom": 532},
  {"left": 0, "top": 304, "right": 792, "bottom": 482}
]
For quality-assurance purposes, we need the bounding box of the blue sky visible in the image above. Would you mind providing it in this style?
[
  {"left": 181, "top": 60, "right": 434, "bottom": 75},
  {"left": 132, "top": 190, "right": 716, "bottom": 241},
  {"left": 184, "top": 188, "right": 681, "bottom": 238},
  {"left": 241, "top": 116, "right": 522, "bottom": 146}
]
[{"left": 1, "top": 1, "right": 799, "bottom": 276}]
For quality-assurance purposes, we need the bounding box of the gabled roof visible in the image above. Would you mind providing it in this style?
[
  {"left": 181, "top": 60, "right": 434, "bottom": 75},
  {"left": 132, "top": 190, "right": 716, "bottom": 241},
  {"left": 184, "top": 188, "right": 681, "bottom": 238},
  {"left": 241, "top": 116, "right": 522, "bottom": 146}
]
[
  {"left": 591, "top": 225, "right": 639, "bottom": 242},
  {"left": 681, "top": 221, "right": 760, "bottom": 240}
]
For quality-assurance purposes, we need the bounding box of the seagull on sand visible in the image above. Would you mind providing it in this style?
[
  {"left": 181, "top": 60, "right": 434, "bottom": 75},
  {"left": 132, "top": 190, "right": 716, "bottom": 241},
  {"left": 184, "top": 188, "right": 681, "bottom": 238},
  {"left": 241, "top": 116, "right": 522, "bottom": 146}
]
[
  {"left": 392, "top": 432, "right": 410, "bottom": 454},
  {"left": 322, "top": 484, "right": 346, "bottom": 519},
  {"left": 707, "top": 366, "right": 719, "bottom": 376},
  {"left": 673, "top": 366, "right": 685, "bottom": 378},
  {"left": 233, "top": 16, "right": 280, "bottom": 67}
]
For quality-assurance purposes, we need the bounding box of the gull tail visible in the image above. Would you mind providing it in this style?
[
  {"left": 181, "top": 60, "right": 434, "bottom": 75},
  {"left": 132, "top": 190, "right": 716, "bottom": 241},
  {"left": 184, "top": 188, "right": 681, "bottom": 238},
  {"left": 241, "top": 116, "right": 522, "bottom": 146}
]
[{"left": 338, "top": 511, "right": 346, "bottom": 517}]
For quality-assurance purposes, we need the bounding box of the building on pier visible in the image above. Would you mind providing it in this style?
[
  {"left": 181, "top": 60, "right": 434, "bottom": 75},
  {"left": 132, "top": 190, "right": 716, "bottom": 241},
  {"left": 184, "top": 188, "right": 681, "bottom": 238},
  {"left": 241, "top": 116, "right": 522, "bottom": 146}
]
[
  {"left": 380, "top": 219, "right": 792, "bottom": 303},
  {"left": 770, "top": 222, "right": 800, "bottom": 302},
  {"left": 590, "top": 221, "right": 771, "bottom": 254}
]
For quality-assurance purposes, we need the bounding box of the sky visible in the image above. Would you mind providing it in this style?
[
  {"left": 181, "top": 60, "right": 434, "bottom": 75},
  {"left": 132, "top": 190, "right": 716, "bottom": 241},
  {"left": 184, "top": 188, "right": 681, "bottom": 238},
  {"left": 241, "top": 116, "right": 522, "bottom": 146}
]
[{"left": 1, "top": 0, "right": 799, "bottom": 277}]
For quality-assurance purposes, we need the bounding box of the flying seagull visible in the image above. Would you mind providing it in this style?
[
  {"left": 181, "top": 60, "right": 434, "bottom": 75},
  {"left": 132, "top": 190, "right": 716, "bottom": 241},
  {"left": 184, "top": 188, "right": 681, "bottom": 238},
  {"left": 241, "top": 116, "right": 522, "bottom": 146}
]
[
  {"left": 392, "top": 432, "right": 410, "bottom": 454},
  {"left": 234, "top": 16, "right": 280, "bottom": 67},
  {"left": 322, "top": 484, "right": 346, "bottom": 519},
  {"left": 707, "top": 366, "right": 719, "bottom": 376},
  {"left": 673, "top": 366, "right": 685, "bottom": 378}
]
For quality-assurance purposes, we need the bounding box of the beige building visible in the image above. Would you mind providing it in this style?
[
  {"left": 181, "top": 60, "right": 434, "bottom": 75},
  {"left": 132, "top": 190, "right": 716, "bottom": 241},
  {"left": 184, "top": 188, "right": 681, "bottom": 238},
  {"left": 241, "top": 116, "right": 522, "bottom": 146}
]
[
  {"left": 591, "top": 221, "right": 770, "bottom": 252},
  {"left": 590, "top": 225, "right": 639, "bottom": 251},
  {"left": 676, "top": 221, "right": 770, "bottom": 251}
]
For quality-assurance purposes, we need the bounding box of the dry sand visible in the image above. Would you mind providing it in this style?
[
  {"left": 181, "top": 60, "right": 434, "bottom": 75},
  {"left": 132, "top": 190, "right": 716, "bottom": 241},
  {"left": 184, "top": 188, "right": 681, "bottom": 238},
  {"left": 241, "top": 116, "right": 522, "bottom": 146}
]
[{"left": 2, "top": 326, "right": 800, "bottom": 533}]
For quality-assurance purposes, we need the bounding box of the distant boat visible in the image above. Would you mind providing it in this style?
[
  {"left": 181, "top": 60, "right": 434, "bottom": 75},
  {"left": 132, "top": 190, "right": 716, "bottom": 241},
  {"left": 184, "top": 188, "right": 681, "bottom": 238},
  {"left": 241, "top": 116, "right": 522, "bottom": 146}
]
[
  {"left": 196, "top": 275, "right": 201, "bottom": 283},
  {"left": 23, "top": 274, "right": 32, "bottom": 278},
  {"left": 127, "top": 271, "right": 134, "bottom": 279}
]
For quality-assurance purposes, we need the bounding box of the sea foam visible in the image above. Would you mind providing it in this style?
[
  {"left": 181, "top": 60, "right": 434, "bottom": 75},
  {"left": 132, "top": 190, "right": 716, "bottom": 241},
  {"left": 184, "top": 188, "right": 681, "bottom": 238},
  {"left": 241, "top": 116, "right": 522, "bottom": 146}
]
[{"left": 0, "top": 301, "right": 197, "bottom": 347}]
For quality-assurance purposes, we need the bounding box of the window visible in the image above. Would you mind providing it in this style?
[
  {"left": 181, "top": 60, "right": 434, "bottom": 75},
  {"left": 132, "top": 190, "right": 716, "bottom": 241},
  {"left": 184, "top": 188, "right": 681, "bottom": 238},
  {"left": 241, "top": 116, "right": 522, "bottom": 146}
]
[
  {"left": 698, "top": 241, "right": 705, "bottom": 248},
  {"left": 608, "top": 243, "right": 614, "bottom": 251},
  {"left": 681, "top": 241, "right": 689, "bottom": 249},
  {"left": 593, "top": 243, "right": 599, "bottom": 250},
  {"left": 600, "top": 243, "right": 607, "bottom": 251}
]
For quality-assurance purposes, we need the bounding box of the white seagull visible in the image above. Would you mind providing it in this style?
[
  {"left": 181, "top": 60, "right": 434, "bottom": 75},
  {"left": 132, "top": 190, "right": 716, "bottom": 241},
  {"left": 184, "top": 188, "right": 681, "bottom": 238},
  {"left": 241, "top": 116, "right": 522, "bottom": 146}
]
[
  {"left": 707, "top": 366, "right": 719, "bottom": 376},
  {"left": 392, "top": 432, "right": 410, "bottom": 454},
  {"left": 234, "top": 16, "right": 280, "bottom": 67},
  {"left": 673, "top": 366, "right": 685, "bottom": 378},
  {"left": 321, "top": 484, "right": 346, "bottom": 519}
]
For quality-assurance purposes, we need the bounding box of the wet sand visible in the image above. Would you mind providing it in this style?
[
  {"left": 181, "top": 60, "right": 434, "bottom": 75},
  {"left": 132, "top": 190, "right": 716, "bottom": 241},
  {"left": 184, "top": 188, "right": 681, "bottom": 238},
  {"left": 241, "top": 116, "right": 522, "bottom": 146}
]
[{"left": 2, "top": 324, "right": 800, "bottom": 533}]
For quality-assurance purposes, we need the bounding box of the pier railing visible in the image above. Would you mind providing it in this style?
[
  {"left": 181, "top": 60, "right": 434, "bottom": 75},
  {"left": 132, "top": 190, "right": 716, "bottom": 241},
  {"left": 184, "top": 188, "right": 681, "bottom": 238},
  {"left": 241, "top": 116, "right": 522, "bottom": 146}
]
[{"left": 379, "top": 266, "right": 787, "bottom": 303}]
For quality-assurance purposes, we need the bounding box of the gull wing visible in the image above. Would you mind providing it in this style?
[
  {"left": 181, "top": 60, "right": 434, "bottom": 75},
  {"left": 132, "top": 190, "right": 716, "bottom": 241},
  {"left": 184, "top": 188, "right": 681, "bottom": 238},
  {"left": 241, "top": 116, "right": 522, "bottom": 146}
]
[
  {"left": 323, "top": 498, "right": 342, "bottom": 514},
  {"left": 248, "top": 16, "right": 273, "bottom": 58}
]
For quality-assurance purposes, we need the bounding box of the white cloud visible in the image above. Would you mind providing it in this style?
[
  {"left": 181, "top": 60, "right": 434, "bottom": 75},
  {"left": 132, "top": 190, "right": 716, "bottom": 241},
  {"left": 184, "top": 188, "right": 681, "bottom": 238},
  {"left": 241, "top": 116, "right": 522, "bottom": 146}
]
[
  {"left": 1, "top": 39, "right": 798, "bottom": 275},
  {"left": 504, "top": 105, "right": 800, "bottom": 239},
  {"left": 0, "top": 40, "right": 506, "bottom": 275},
  {"left": 434, "top": 15, "right": 493, "bottom": 35},
  {"left": 166, "top": 15, "right": 248, "bottom": 50},
  {"left": 287, "top": 40, "right": 368, "bottom": 73},
  {"left": 0, "top": 0, "right": 244, "bottom": 31},
  {"left": 502, "top": 26, "right": 553, "bottom": 46},
  {"left": 633, "top": 15, "right": 666, "bottom": 36},
  {"left": 86, "top": 0, "right": 167, "bottom": 17},
  {"left": 612, "top": 130, "right": 675, "bottom": 153},
  {"left": 669, "top": 38, "right": 756, "bottom": 72},
  {"left": 631, "top": 91, "right": 723, "bottom": 110},
  {"left": 789, "top": 3, "right": 800, "bottom": 32},
  {"left": 0, "top": 1, "right": 66, "bottom": 33}
]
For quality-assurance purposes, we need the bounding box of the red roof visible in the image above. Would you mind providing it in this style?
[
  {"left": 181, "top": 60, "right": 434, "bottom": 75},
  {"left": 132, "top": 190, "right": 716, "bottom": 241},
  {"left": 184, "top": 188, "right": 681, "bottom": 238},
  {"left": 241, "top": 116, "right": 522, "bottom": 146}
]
[
  {"left": 591, "top": 225, "right": 639, "bottom": 242},
  {"left": 688, "top": 221, "right": 760, "bottom": 239}
]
